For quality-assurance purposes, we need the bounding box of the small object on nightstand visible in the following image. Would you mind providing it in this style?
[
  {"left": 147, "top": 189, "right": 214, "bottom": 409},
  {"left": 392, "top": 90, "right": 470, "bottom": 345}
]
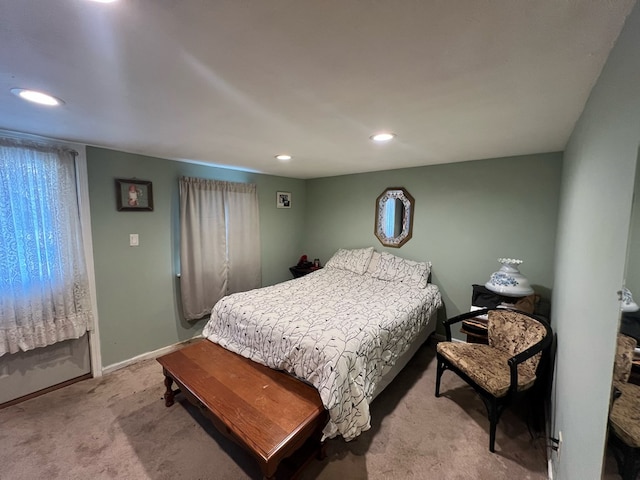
[{"left": 291, "top": 255, "right": 322, "bottom": 278}]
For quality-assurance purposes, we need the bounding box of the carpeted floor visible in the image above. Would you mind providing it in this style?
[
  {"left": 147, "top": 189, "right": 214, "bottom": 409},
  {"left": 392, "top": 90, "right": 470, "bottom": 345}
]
[{"left": 0, "top": 339, "right": 553, "bottom": 480}]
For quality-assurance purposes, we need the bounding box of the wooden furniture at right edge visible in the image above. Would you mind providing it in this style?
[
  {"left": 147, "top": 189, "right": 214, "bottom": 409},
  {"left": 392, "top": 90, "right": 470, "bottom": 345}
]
[{"left": 157, "top": 339, "right": 328, "bottom": 480}]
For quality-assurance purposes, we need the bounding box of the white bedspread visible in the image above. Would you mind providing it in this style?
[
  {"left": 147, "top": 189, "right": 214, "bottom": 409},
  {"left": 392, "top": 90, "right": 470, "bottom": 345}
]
[{"left": 202, "top": 268, "right": 442, "bottom": 441}]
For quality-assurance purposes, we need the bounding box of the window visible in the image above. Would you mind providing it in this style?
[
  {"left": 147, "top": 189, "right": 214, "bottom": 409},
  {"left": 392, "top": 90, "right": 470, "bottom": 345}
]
[{"left": 0, "top": 137, "right": 93, "bottom": 356}]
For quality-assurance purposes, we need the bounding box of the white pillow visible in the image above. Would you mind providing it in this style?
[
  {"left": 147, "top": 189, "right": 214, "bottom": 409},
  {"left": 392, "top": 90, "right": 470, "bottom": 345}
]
[
  {"left": 371, "top": 252, "right": 431, "bottom": 288},
  {"left": 325, "top": 247, "right": 375, "bottom": 275}
]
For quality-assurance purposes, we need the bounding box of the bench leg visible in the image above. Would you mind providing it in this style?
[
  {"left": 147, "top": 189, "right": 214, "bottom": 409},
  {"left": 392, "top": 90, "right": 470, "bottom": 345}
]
[
  {"left": 317, "top": 441, "right": 327, "bottom": 460},
  {"left": 163, "top": 373, "right": 175, "bottom": 407},
  {"left": 262, "top": 465, "right": 277, "bottom": 480}
]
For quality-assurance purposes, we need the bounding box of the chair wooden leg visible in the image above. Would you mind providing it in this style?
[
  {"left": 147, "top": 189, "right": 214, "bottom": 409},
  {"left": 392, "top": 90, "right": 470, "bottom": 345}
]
[
  {"left": 621, "top": 442, "right": 639, "bottom": 480},
  {"left": 435, "top": 358, "right": 444, "bottom": 397},
  {"left": 488, "top": 398, "right": 498, "bottom": 453}
]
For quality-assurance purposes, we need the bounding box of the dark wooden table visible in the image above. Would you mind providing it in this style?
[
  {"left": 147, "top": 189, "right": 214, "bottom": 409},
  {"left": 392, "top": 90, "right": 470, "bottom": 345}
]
[{"left": 157, "top": 339, "right": 327, "bottom": 480}]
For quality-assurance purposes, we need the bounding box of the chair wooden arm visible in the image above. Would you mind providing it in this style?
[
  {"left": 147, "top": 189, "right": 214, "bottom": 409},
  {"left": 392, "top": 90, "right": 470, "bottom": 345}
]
[{"left": 442, "top": 308, "right": 491, "bottom": 341}]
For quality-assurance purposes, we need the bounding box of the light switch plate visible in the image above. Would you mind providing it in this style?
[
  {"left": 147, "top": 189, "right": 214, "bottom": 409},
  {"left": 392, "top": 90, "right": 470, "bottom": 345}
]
[{"left": 129, "top": 234, "right": 139, "bottom": 246}]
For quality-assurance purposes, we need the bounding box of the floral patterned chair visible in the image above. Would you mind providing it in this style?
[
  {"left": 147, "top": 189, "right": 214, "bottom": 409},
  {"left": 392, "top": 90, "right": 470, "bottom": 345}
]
[
  {"left": 435, "top": 308, "right": 552, "bottom": 452},
  {"left": 609, "top": 334, "right": 640, "bottom": 480}
]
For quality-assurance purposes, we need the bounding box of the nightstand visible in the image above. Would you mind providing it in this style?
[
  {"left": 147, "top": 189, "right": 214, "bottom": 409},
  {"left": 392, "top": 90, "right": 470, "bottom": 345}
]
[
  {"left": 460, "top": 317, "right": 488, "bottom": 344},
  {"left": 289, "top": 265, "right": 321, "bottom": 278}
]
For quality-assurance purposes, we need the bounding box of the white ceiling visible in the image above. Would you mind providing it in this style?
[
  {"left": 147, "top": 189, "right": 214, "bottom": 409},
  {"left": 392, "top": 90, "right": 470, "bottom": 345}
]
[{"left": 0, "top": 1, "right": 636, "bottom": 179}]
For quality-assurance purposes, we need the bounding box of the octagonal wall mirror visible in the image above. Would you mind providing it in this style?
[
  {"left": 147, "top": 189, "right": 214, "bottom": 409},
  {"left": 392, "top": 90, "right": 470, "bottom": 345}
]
[{"left": 374, "top": 187, "right": 414, "bottom": 248}]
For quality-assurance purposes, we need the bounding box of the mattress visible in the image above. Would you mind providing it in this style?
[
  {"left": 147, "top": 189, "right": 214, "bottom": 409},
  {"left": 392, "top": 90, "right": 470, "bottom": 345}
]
[{"left": 202, "top": 267, "right": 442, "bottom": 441}]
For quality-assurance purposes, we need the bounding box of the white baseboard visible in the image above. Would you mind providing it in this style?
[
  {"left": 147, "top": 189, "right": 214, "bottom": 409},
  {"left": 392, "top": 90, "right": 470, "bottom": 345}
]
[{"left": 102, "top": 335, "right": 203, "bottom": 375}]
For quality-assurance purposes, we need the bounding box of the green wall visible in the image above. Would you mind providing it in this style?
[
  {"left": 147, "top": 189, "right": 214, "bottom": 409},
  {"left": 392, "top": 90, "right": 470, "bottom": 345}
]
[
  {"left": 87, "top": 147, "right": 306, "bottom": 367},
  {"left": 304, "top": 153, "right": 562, "bottom": 334},
  {"left": 551, "top": 2, "right": 640, "bottom": 478},
  {"left": 88, "top": 146, "right": 562, "bottom": 366}
]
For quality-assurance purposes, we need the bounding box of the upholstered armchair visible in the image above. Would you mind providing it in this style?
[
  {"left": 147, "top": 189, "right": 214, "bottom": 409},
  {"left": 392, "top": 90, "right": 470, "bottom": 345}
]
[
  {"left": 435, "top": 308, "right": 552, "bottom": 452},
  {"left": 609, "top": 334, "right": 640, "bottom": 480}
]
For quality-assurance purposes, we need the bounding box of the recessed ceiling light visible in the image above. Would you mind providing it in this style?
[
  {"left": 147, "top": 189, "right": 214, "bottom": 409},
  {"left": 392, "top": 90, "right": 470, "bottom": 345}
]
[
  {"left": 370, "top": 132, "right": 396, "bottom": 142},
  {"left": 11, "top": 88, "right": 64, "bottom": 106},
  {"left": 275, "top": 154, "right": 292, "bottom": 161}
]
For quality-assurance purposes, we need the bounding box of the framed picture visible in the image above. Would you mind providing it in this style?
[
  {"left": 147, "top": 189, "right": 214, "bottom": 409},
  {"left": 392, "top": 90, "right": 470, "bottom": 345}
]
[
  {"left": 277, "top": 191, "right": 291, "bottom": 209},
  {"left": 115, "top": 178, "right": 154, "bottom": 211}
]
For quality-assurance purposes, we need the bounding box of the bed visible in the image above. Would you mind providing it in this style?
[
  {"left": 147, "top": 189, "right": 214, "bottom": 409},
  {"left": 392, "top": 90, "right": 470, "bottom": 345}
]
[
  {"left": 203, "top": 247, "right": 442, "bottom": 440},
  {"left": 160, "top": 247, "right": 442, "bottom": 477}
]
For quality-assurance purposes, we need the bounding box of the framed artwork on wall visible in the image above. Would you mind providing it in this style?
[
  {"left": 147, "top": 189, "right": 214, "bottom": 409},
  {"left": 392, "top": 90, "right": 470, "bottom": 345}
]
[
  {"left": 277, "top": 191, "right": 291, "bottom": 209},
  {"left": 115, "top": 178, "right": 154, "bottom": 211}
]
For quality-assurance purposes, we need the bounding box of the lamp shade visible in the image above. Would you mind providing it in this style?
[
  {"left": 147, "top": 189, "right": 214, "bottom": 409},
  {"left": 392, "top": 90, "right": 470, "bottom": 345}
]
[
  {"left": 621, "top": 287, "right": 640, "bottom": 312},
  {"left": 485, "top": 258, "right": 534, "bottom": 297}
]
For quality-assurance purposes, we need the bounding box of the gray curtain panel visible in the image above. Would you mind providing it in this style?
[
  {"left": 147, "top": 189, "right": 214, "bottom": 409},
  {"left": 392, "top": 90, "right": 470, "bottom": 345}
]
[{"left": 179, "top": 177, "right": 260, "bottom": 320}]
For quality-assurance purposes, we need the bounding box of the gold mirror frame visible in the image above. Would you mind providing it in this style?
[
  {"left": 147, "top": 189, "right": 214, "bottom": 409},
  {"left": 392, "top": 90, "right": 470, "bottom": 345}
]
[{"left": 374, "top": 187, "right": 414, "bottom": 248}]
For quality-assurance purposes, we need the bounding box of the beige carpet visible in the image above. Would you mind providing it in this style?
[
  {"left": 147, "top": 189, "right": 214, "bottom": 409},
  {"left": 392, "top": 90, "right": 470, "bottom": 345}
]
[{"left": 0, "top": 339, "right": 551, "bottom": 480}]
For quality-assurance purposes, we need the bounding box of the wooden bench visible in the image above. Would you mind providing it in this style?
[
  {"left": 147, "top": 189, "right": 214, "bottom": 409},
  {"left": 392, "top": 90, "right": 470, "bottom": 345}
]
[{"left": 157, "top": 339, "right": 327, "bottom": 480}]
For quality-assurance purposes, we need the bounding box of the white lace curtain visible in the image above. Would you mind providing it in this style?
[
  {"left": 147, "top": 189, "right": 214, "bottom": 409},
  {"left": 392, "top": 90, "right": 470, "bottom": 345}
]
[
  {"left": 0, "top": 138, "right": 93, "bottom": 356},
  {"left": 179, "top": 177, "right": 261, "bottom": 320}
]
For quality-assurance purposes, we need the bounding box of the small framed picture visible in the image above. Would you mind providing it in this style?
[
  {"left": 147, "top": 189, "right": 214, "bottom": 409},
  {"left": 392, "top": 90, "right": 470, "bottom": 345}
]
[
  {"left": 115, "top": 178, "right": 154, "bottom": 211},
  {"left": 277, "top": 191, "right": 291, "bottom": 209}
]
